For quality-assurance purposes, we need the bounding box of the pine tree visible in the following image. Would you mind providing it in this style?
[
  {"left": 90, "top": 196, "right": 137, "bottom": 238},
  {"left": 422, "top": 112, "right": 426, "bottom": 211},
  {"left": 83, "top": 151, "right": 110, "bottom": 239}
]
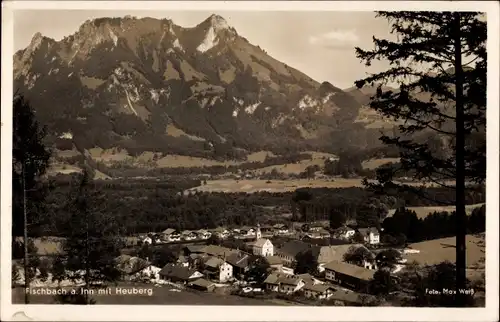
[
  {"left": 62, "top": 170, "right": 124, "bottom": 304},
  {"left": 355, "top": 12, "right": 486, "bottom": 306},
  {"left": 12, "top": 93, "right": 51, "bottom": 303}
]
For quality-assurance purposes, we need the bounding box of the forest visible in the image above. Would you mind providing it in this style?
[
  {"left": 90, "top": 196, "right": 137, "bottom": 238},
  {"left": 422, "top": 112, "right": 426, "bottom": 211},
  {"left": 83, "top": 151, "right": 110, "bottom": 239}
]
[{"left": 29, "top": 174, "right": 486, "bottom": 238}]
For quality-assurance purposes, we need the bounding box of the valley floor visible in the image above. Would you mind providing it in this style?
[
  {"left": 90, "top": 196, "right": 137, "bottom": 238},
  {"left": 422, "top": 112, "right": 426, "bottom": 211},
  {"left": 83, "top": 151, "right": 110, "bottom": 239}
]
[{"left": 11, "top": 283, "right": 294, "bottom": 306}]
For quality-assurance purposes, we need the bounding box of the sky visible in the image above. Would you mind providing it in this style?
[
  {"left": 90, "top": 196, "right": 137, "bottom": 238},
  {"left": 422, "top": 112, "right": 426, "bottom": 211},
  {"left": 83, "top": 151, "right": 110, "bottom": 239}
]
[{"left": 13, "top": 10, "right": 394, "bottom": 89}]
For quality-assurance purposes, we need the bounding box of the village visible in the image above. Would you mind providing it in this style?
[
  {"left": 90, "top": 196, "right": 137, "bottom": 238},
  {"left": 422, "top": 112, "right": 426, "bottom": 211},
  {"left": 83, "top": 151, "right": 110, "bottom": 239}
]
[{"left": 17, "top": 221, "right": 424, "bottom": 306}]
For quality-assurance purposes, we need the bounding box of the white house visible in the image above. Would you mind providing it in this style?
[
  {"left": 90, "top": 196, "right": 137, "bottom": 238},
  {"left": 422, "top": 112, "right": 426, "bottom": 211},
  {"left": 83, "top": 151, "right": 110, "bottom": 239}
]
[
  {"left": 358, "top": 228, "right": 380, "bottom": 245},
  {"left": 263, "top": 273, "right": 305, "bottom": 294},
  {"left": 197, "top": 230, "right": 212, "bottom": 240},
  {"left": 336, "top": 226, "right": 356, "bottom": 239},
  {"left": 213, "top": 228, "right": 230, "bottom": 239},
  {"left": 273, "top": 224, "right": 289, "bottom": 235},
  {"left": 162, "top": 228, "right": 176, "bottom": 240},
  {"left": 252, "top": 239, "right": 274, "bottom": 257},
  {"left": 133, "top": 265, "right": 161, "bottom": 282},
  {"left": 168, "top": 234, "right": 181, "bottom": 242},
  {"left": 142, "top": 236, "right": 153, "bottom": 245},
  {"left": 303, "top": 283, "right": 336, "bottom": 299},
  {"left": 181, "top": 231, "right": 197, "bottom": 241},
  {"left": 203, "top": 256, "right": 233, "bottom": 283}
]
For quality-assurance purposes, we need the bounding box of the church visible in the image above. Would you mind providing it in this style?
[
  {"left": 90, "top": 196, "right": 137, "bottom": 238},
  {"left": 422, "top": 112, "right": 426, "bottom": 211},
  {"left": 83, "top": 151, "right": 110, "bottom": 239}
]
[{"left": 249, "top": 224, "right": 274, "bottom": 257}]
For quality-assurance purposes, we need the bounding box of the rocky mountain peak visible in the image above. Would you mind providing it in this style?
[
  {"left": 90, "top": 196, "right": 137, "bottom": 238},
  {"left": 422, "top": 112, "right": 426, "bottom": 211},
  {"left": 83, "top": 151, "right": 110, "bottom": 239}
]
[{"left": 207, "top": 14, "right": 230, "bottom": 31}]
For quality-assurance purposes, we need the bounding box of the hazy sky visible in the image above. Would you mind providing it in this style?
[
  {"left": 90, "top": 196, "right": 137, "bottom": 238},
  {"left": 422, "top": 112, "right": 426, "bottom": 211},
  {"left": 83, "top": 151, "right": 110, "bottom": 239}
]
[{"left": 13, "top": 10, "right": 394, "bottom": 89}]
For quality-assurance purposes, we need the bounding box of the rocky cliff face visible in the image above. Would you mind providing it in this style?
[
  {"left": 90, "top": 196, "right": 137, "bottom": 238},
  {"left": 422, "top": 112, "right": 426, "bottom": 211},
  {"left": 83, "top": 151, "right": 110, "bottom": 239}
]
[{"left": 14, "top": 14, "right": 375, "bottom": 159}]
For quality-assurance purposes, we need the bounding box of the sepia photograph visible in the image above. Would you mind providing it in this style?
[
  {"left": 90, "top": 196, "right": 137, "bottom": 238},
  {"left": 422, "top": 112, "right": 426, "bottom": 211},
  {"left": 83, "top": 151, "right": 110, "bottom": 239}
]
[{"left": 1, "top": 1, "right": 499, "bottom": 321}]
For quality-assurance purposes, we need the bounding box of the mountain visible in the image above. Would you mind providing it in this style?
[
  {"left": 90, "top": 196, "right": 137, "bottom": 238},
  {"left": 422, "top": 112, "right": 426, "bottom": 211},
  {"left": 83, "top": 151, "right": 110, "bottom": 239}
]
[{"left": 14, "top": 15, "right": 382, "bottom": 162}]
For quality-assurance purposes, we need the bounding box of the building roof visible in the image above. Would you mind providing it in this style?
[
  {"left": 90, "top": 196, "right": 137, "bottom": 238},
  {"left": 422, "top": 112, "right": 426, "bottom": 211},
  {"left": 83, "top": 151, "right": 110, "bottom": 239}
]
[
  {"left": 226, "top": 252, "right": 250, "bottom": 269},
  {"left": 204, "top": 256, "right": 225, "bottom": 269},
  {"left": 317, "top": 244, "right": 368, "bottom": 264},
  {"left": 263, "top": 273, "right": 303, "bottom": 286},
  {"left": 159, "top": 264, "right": 200, "bottom": 281},
  {"left": 263, "top": 273, "right": 282, "bottom": 285},
  {"left": 277, "top": 240, "right": 321, "bottom": 258},
  {"left": 184, "top": 245, "right": 206, "bottom": 253},
  {"left": 277, "top": 275, "right": 303, "bottom": 286},
  {"left": 296, "top": 273, "right": 320, "bottom": 285},
  {"left": 253, "top": 238, "right": 271, "bottom": 248},
  {"left": 201, "top": 245, "right": 236, "bottom": 257},
  {"left": 267, "top": 256, "right": 284, "bottom": 266},
  {"left": 303, "top": 283, "right": 335, "bottom": 293},
  {"left": 162, "top": 228, "right": 176, "bottom": 235},
  {"left": 323, "top": 261, "right": 375, "bottom": 281},
  {"left": 189, "top": 278, "right": 215, "bottom": 289}
]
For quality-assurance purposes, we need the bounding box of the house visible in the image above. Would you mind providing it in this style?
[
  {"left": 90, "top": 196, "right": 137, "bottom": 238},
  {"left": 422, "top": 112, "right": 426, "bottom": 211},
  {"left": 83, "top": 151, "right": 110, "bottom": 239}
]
[
  {"left": 334, "top": 226, "right": 356, "bottom": 240},
  {"left": 142, "top": 236, "right": 153, "bottom": 245},
  {"left": 267, "top": 256, "right": 294, "bottom": 275},
  {"left": 278, "top": 276, "right": 305, "bottom": 294},
  {"left": 202, "top": 256, "right": 233, "bottom": 283},
  {"left": 238, "top": 226, "right": 256, "bottom": 238},
  {"left": 159, "top": 264, "right": 203, "bottom": 284},
  {"left": 297, "top": 273, "right": 323, "bottom": 286},
  {"left": 263, "top": 273, "right": 305, "bottom": 294},
  {"left": 133, "top": 265, "right": 161, "bottom": 282},
  {"left": 188, "top": 278, "right": 216, "bottom": 292},
  {"left": 115, "top": 255, "right": 161, "bottom": 282},
  {"left": 183, "top": 245, "right": 206, "bottom": 256},
  {"left": 275, "top": 240, "right": 315, "bottom": 267},
  {"left": 358, "top": 227, "right": 380, "bottom": 245},
  {"left": 200, "top": 245, "right": 236, "bottom": 258},
  {"left": 181, "top": 230, "right": 197, "bottom": 241},
  {"left": 168, "top": 232, "right": 182, "bottom": 242},
  {"left": 226, "top": 252, "right": 251, "bottom": 278},
  {"left": 177, "top": 254, "right": 190, "bottom": 267},
  {"left": 251, "top": 238, "right": 274, "bottom": 257},
  {"left": 212, "top": 227, "right": 230, "bottom": 239},
  {"left": 324, "top": 260, "right": 375, "bottom": 291},
  {"left": 267, "top": 256, "right": 291, "bottom": 274},
  {"left": 302, "top": 283, "right": 336, "bottom": 299},
  {"left": 306, "top": 228, "right": 331, "bottom": 239},
  {"left": 196, "top": 230, "right": 212, "bottom": 240},
  {"left": 162, "top": 228, "right": 176, "bottom": 240},
  {"left": 273, "top": 224, "right": 289, "bottom": 235},
  {"left": 276, "top": 241, "right": 367, "bottom": 273}
]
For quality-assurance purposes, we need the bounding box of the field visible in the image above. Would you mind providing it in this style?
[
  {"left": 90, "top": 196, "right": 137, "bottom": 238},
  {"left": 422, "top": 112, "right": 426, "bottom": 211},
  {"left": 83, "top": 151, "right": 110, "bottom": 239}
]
[
  {"left": 11, "top": 283, "right": 293, "bottom": 306},
  {"left": 387, "top": 203, "right": 485, "bottom": 219},
  {"left": 250, "top": 152, "right": 338, "bottom": 175},
  {"left": 403, "top": 234, "right": 486, "bottom": 280},
  {"left": 361, "top": 158, "right": 400, "bottom": 170},
  {"left": 187, "top": 178, "right": 367, "bottom": 193},
  {"left": 187, "top": 178, "right": 454, "bottom": 194}
]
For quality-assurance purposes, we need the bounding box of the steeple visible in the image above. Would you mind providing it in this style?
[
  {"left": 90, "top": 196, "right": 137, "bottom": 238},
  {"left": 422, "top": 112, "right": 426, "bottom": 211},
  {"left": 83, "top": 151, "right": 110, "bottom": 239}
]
[{"left": 256, "top": 222, "right": 262, "bottom": 240}]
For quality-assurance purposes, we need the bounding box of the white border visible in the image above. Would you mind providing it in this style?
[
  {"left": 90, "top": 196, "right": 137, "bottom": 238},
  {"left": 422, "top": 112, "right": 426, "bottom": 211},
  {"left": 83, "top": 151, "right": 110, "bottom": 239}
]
[{"left": 1, "top": 1, "right": 499, "bottom": 321}]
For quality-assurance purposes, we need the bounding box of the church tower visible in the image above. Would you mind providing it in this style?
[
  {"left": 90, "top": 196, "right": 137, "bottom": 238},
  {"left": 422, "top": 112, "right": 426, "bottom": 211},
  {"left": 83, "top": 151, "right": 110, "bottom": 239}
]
[{"left": 256, "top": 222, "right": 262, "bottom": 240}]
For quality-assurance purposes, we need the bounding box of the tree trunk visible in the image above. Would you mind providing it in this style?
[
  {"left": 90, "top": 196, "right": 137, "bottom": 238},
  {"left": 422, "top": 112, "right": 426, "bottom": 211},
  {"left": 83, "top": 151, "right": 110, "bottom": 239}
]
[
  {"left": 22, "top": 163, "right": 30, "bottom": 304},
  {"left": 453, "top": 12, "right": 467, "bottom": 306}
]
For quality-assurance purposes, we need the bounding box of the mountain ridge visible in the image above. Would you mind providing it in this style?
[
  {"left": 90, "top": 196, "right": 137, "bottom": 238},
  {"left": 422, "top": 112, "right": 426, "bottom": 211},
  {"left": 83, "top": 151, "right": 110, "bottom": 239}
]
[{"left": 14, "top": 14, "right": 389, "bottom": 168}]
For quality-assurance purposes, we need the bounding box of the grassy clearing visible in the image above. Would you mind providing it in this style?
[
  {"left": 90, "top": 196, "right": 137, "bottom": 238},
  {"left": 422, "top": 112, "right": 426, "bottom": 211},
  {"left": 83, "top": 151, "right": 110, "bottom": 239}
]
[
  {"left": 189, "top": 178, "right": 365, "bottom": 193},
  {"left": 404, "top": 234, "right": 485, "bottom": 280},
  {"left": 188, "top": 178, "right": 454, "bottom": 194},
  {"left": 361, "top": 158, "right": 400, "bottom": 170},
  {"left": 387, "top": 203, "right": 485, "bottom": 219}
]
